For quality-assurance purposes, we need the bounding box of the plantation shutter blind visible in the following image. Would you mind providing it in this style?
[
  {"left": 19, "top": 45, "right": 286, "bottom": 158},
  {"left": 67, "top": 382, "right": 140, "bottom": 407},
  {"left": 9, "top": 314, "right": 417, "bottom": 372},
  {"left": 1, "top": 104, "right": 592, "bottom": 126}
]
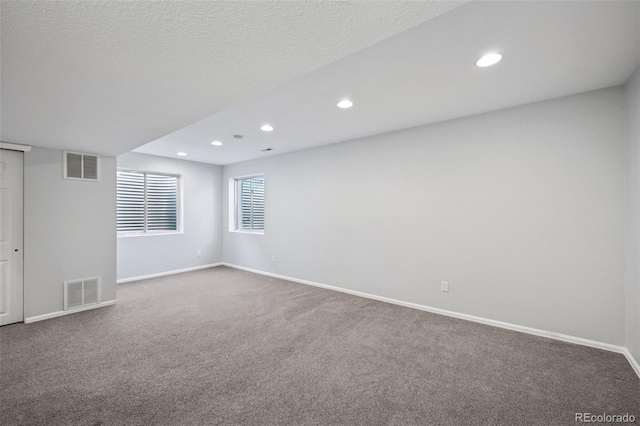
[
  {"left": 117, "top": 170, "right": 178, "bottom": 233},
  {"left": 146, "top": 174, "right": 178, "bottom": 231},
  {"left": 238, "top": 176, "right": 264, "bottom": 230},
  {"left": 117, "top": 171, "right": 145, "bottom": 232}
]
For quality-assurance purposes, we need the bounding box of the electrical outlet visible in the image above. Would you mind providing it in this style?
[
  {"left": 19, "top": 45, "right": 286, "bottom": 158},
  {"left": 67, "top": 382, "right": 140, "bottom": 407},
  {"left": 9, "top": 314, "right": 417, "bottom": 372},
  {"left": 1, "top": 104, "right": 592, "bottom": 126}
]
[
  {"left": 197, "top": 250, "right": 202, "bottom": 257},
  {"left": 271, "top": 255, "right": 276, "bottom": 263},
  {"left": 441, "top": 281, "right": 449, "bottom": 292}
]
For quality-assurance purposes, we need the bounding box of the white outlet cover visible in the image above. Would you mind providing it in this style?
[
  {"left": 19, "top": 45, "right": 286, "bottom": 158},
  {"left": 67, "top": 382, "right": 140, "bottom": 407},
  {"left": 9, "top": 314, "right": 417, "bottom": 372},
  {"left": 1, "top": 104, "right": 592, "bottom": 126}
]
[{"left": 441, "top": 281, "right": 449, "bottom": 292}]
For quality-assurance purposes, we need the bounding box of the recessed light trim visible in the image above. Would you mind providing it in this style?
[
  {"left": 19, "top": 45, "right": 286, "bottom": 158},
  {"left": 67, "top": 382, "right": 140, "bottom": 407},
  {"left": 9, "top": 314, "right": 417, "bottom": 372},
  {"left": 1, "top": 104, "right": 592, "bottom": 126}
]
[
  {"left": 260, "top": 124, "right": 274, "bottom": 132},
  {"left": 337, "top": 99, "right": 354, "bottom": 109},
  {"left": 476, "top": 53, "right": 502, "bottom": 67},
  {"left": 211, "top": 140, "right": 223, "bottom": 146},
  {"left": 177, "top": 152, "right": 187, "bottom": 156}
]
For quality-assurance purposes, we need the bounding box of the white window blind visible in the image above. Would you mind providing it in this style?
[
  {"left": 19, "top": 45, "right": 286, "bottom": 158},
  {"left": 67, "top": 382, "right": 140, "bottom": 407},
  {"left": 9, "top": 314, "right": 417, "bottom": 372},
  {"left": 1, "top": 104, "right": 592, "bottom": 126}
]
[
  {"left": 237, "top": 176, "right": 264, "bottom": 231},
  {"left": 117, "top": 170, "right": 179, "bottom": 233}
]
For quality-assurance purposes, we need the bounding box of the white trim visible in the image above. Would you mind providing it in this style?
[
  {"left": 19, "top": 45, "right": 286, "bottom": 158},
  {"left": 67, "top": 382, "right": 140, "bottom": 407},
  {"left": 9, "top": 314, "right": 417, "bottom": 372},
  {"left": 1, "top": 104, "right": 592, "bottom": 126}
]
[
  {"left": 623, "top": 349, "right": 640, "bottom": 378},
  {"left": 222, "top": 262, "right": 639, "bottom": 378},
  {"left": 229, "top": 230, "right": 264, "bottom": 235},
  {"left": 229, "top": 172, "right": 265, "bottom": 181},
  {"left": 117, "top": 230, "right": 184, "bottom": 238},
  {"left": 24, "top": 299, "right": 116, "bottom": 324},
  {"left": 117, "top": 263, "right": 222, "bottom": 284},
  {"left": 0, "top": 142, "right": 31, "bottom": 152},
  {"left": 117, "top": 167, "right": 180, "bottom": 178}
]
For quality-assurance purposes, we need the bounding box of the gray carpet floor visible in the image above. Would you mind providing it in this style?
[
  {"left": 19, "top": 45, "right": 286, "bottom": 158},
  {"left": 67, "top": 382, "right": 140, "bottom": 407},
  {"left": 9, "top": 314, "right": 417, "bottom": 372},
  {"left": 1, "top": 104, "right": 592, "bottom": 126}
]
[{"left": 1, "top": 266, "right": 638, "bottom": 425}]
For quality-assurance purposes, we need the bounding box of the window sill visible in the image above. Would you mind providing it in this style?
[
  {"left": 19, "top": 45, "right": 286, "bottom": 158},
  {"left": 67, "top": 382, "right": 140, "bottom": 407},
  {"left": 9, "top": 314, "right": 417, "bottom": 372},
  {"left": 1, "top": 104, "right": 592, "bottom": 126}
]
[
  {"left": 118, "top": 231, "right": 183, "bottom": 238},
  {"left": 229, "top": 230, "right": 264, "bottom": 235}
]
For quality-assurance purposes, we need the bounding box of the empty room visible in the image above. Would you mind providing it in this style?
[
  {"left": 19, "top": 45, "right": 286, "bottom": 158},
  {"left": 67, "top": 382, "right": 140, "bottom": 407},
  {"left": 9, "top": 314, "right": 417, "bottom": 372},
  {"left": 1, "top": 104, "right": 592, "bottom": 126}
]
[{"left": 1, "top": 0, "right": 640, "bottom": 425}]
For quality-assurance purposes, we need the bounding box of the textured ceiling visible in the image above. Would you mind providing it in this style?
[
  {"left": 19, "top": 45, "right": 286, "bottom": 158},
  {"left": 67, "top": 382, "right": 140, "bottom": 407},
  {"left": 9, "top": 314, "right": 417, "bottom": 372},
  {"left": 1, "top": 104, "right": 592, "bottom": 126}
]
[
  {"left": 136, "top": 0, "right": 640, "bottom": 165},
  {"left": 0, "top": 0, "right": 467, "bottom": 156}
]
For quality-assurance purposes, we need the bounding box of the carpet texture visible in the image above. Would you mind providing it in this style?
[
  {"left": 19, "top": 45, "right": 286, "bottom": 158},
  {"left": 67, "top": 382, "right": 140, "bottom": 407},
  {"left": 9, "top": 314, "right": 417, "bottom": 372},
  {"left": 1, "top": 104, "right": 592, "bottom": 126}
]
[{"left": 1, "top": 266, "right": 638, "bottom": 425}]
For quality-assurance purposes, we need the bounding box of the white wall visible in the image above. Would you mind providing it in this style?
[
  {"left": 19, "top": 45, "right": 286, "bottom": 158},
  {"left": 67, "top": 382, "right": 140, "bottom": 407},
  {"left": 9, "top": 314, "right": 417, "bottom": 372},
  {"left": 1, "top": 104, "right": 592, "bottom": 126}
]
[
  {"left": 117, "top": 153, "right": 222, "bottom": 281},
  {"left": 223, "top": 87, "right": 626, "bottom": 345},
  {"left": 625, "top": 66, "right": 640, "bottom": 362},
  {"left": 24, "top": 147, "right": 117, "bottom": 318}
]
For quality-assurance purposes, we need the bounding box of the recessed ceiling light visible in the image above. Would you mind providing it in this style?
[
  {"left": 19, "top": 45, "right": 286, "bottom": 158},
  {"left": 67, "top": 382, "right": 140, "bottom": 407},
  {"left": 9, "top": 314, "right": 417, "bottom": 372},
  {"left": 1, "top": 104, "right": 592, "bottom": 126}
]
[
  {"left": 260, "top": 124, "right": 274, "bottom": 132},
  {"left": 337, "top": 99, "right": 353, "bottom": 109},
  {"left": 476, "top": 53, "right": 502, "bottom": 67},
  {"left": 211, "top": 140, "right": 223, "bottom": 146},
  {"left": 177, "top": 152, "right": 187, "bottom": 156}
]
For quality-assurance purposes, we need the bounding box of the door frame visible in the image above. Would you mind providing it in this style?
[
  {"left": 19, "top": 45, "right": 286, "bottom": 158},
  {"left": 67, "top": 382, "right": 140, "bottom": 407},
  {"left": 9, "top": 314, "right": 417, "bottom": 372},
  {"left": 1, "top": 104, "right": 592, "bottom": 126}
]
[{"left": 1, "top": 144, "right": 29, "bottom": 325}]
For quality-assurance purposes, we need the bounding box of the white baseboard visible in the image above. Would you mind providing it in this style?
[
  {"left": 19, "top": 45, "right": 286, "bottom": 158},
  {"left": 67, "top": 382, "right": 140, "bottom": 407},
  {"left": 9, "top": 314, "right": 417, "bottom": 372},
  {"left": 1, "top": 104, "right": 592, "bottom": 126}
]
[
  {"left": 117, "top": 263, "right": 223, "bottom": 284},
  {"left": 222, "top": 263, "right": 639, "bottom": 378},
  {"left": 24, "top": 299, "right": 117, "bottom": 324},
  {"left": 623, "top": 349, "right": 640, "bottom": 378}
]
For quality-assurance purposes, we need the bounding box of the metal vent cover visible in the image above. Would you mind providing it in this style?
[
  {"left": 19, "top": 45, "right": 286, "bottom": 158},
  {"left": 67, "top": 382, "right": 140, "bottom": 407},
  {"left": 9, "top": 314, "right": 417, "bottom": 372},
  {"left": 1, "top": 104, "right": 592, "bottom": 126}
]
[
  {"left": 64, "top": 151, "right": 100, "bottom": 181},
  {"left": 64, "top": 277, "right": 101, "bottom": 310}
]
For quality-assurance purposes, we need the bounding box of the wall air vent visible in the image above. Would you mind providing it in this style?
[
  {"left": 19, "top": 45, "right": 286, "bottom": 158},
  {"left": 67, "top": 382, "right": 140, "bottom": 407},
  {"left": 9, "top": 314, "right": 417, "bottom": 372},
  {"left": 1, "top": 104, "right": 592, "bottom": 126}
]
[
  {"left": 64, "top": 277, "right": 101, "bottom": 310},
  {"left": 64, "top": 151, "right": 100, "bottom": 181}
]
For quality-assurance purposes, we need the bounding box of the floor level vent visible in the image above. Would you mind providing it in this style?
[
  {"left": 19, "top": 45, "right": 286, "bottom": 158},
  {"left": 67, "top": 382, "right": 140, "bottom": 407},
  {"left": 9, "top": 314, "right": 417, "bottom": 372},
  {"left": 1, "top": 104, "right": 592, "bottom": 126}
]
[{"left": 64, "top": 277, "right": 101, "bottom": 310}]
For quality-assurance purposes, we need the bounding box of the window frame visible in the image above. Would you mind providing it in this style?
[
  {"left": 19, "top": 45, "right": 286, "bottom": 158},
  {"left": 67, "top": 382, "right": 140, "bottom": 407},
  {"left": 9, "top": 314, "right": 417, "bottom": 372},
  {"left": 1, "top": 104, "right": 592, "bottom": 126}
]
[
  {"left": 229, "top": 174, "right": 265, "bottom": 234},
  {"left": 116, "top": 168, "right": 183, "bottom": 237}
]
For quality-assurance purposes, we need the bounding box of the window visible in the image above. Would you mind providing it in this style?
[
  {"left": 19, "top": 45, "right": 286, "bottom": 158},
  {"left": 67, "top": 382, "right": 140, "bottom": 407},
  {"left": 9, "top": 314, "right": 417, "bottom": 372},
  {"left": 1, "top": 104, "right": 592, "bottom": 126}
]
[
  {"left": 117, "top": 170, "right": 180, "bottom": 234},
  {"left": 231, "top": 175, "right": 264, "bottom": 232}
]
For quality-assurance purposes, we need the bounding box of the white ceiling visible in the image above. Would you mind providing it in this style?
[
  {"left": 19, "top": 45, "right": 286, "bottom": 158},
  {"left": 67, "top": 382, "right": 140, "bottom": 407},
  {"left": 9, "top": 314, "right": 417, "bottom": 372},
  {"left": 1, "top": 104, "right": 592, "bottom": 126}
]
[
  {"left": 135, "top": 0, "right": 640, "bottom": 165},
  {"left": 0, "top": 0, "right": 466, "bottom": 156}
]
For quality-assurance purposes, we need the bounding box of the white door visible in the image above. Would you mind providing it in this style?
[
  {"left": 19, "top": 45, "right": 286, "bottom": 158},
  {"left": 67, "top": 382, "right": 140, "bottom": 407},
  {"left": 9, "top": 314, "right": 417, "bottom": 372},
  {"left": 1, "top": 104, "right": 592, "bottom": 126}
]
[{"left": 0, "top": 149, "right": 24, "bottom": 325}]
